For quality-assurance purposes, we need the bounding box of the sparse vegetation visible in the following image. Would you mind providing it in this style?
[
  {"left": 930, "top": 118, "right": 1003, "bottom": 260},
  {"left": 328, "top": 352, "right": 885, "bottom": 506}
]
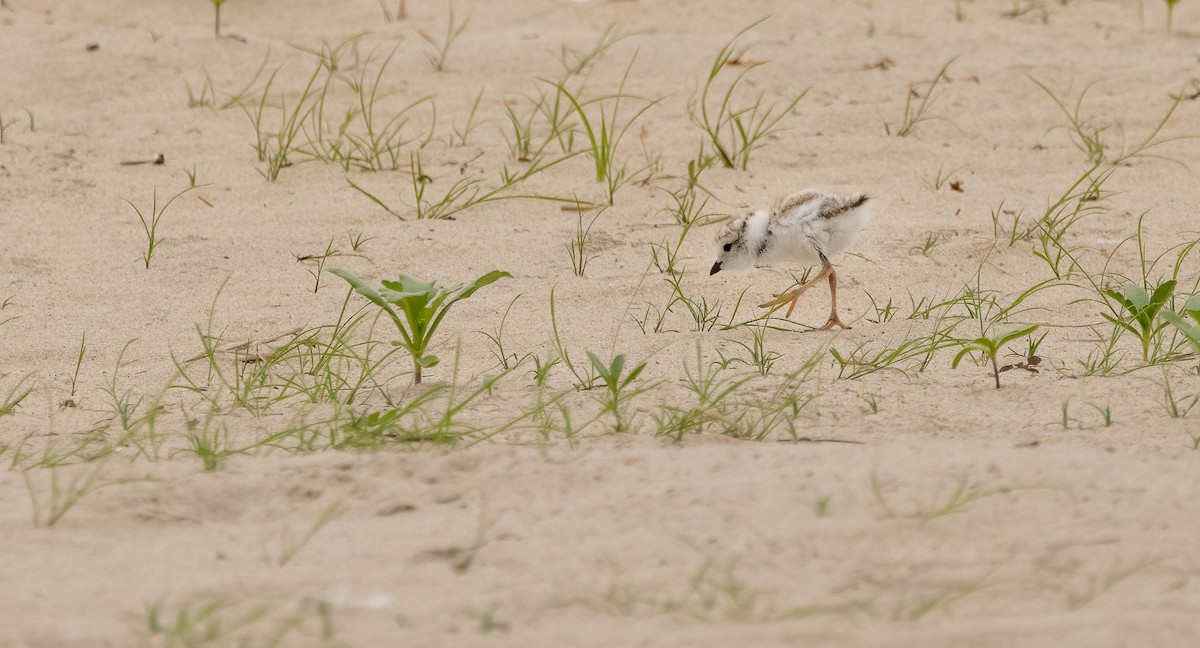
[
  {"left": 555, "top": 55, "right": 661, "bottom": 204},
  {"left": 567, "top": 205, "right": 602, "bottom": 277},
  {"left": 1031, "top": 77, "right": 1193, "bottom": 167},
  {"left": 418, "top": 3, "right": 471, "bottom": 72},
  {"left": 1, "top": 374, "right": 33, "bottom": 419},
  {"left": 263, "top": 500, "right": 347, "bottom": 566},
  {"left": 23, "top": 460, "right": 135, "bottom": 527},
  {"left": 690, "top": 18, "right": 807, "bottom": 170},
  {"left": 377, "top": 0, "right": 406, "bottom": 22},
  {"left": 952, "top": 325, "right": 1041, "bottom": 389},
  {"left": 126, "top": 184, "right": 197, "bottom": 269},
  {"left": 886, "top": 57, "right": 957, "bottom": 137},
  {"left": 0, "top": 109, "right": 19, "bottom": 144}
]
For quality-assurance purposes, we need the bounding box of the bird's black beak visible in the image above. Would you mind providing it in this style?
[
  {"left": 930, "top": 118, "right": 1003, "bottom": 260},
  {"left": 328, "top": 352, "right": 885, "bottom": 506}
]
[{"left": 709, "top": 261, "right": 722, "bottom": 275}]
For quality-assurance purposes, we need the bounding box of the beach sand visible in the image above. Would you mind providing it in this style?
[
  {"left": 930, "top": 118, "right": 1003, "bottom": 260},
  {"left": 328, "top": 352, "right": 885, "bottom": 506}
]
[{"left": 2, "top": 0, "right": 1200, "bottom": 645}]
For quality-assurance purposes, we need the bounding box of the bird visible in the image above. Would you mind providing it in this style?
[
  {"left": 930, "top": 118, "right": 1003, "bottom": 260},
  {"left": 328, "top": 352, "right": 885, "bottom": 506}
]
[{"left": 709, "top": 190, "right": 871, "bottom": 330}]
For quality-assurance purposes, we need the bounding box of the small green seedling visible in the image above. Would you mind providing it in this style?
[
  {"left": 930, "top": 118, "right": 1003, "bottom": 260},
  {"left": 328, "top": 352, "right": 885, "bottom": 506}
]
[
  {"left": 126, "top": 185, "right": 197, "bottom": 269},
  {"left": 886, "top": 57, "right": 958, "bottom": 137},
  {"left": 328, "top": 269, "right": 510, "bottom": 384},
  {"left": 1102, "top": 280, "right": 1175, "bottom": 362},
  {"left": 1, "top": 374, "right": 33, "bottom": 418},
  {"left": 567, "top": 206, "right": 601, "bottom": 277},
  {"left": 210, "top": 0, "right": 229, "bottom": 38},
  {"left": 0, "top": 111, "right": 15, "bottom": 144},
  {"left": 418, "top": 3, "right": 471, "bottom": 72},
  {"left": 1166, "top": 0, "right": 1182, "bottom": 32},
  {"left": 587, "top": 352, "right": 650, "bottom": 432},
  {"left": 952, "top": 325, "right": 1040, "bottom": 389},
  {"left": 378, "top": 0, "right": 407, "bottom": 22}
]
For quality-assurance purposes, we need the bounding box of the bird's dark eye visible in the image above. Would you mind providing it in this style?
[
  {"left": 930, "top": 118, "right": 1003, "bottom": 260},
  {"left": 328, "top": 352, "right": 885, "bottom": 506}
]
[{"left": 723, "top": 243, "right": 732, "bottom": 252}]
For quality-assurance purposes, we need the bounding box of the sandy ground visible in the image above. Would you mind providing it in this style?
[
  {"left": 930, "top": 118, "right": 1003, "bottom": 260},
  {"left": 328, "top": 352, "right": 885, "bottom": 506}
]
[{"left": 3, "top": 0, "right": 1200, "bottom": 645}]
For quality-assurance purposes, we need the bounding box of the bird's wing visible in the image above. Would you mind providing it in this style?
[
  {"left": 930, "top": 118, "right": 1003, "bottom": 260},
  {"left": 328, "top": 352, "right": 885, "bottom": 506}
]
[
  {"left": 816, "top": 193, "right": 869, "bottom": 220},
  {"left": 773, "top": 191, "right": 870, "bottom": 227},
  {"left": 773, "top": 190, "right": 824, "bottom": 220}
]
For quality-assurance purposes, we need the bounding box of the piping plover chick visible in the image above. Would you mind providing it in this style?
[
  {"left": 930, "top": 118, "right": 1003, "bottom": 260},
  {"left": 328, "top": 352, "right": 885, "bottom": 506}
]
[{"left": 709, "top": 190, "right": 871, "bottom": 330}]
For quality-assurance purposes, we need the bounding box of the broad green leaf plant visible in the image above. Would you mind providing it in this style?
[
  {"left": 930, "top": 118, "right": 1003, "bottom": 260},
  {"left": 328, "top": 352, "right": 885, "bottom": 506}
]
[
  {"left": 329, "top": 269, "right": 510, "bottom": 384},
  {"left": 1102, "top": 280, "right": 1175, "bottom": 362},
  {"left": 1162, "top": 295, "right": 1200, "bottom": 357}
]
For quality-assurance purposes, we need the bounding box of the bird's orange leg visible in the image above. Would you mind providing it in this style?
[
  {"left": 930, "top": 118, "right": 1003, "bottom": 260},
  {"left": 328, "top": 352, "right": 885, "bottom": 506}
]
[
  {"left": 820, "top": 267, "right": 849, "bottom": 330},
  {"left": 759, "top": 265, "right": 833, "bottom": 319},
  {"left": 758, "top": 265, "right": 851, "bottom": 330}
]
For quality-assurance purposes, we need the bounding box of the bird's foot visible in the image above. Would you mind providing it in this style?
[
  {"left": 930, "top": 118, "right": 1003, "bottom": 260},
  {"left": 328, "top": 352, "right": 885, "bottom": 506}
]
[
  {"left": 818, "top": 313, "right": 850, "bottom": 331},
  {"left": 759, "top": 295, "right": 801, "bottom": 318},
  {"left": 759, "top": 286, "right": 813, "bottom": 318}
]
